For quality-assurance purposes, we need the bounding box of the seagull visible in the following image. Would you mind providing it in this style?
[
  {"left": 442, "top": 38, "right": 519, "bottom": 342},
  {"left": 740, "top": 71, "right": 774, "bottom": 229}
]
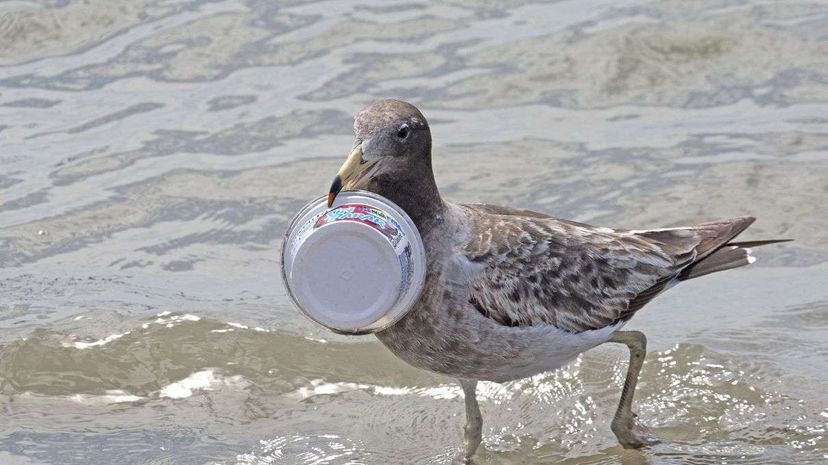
[{"left": 325, "top": 99, "right": 787, "bottom": 460}]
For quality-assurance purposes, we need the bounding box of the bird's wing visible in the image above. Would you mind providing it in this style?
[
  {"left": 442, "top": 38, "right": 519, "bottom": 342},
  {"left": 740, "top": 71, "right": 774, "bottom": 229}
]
[{"left": 455, "top": 203, "right": 707, "bottom": 333}]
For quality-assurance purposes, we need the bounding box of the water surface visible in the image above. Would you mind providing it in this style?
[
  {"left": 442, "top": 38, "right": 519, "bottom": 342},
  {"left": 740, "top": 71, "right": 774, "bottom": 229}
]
[{"left": 1, "top": 1, "right": 827, "bottom": 464}]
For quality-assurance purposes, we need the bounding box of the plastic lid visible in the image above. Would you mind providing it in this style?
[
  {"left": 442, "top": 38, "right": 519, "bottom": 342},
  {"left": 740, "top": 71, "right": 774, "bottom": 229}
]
[{"left": 289, "top": 219, "right": 403, "bottom": 331}]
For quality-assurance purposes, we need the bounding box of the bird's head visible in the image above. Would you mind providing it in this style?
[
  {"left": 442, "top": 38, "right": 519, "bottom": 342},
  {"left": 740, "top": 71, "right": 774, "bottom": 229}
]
[{"left": 327, "top": 99, "right": 434, "bottom": 208}]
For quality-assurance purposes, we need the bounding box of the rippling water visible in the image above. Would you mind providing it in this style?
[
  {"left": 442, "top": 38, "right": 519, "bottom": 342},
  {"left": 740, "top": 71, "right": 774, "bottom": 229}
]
[{"left": 1, "top": 1, "right": 827, "bottom": 464}]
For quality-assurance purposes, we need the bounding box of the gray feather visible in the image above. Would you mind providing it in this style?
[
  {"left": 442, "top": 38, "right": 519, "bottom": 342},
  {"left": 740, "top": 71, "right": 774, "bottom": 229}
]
[
  {"left": 680, "top": 246, "right": 753, "bottom": 280},
  {"left": 456, "top": 207, "right": 783, "bottom": 333}
]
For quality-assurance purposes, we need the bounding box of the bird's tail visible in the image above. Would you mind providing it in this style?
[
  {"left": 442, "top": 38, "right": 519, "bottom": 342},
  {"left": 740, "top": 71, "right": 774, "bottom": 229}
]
[{"left": 679, "top": 237, "right": 791, "bottom": 281}]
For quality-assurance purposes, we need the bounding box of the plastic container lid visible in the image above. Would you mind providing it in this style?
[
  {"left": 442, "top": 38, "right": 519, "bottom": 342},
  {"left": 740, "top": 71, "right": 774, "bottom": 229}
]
[{"left": 281, "top": 191, "right": 426, "bottom": 334}]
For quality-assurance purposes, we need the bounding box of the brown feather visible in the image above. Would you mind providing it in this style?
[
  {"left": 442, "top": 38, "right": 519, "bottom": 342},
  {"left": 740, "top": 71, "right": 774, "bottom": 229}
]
[
  {"left": 724, "top": 239, "right": 792, "bottom": 247},
  {"left": 459, "top": 204, "right": 688, "bottom": 333},
  {"left": 457, "top": 206, "right": 783, "bottom": 334}
]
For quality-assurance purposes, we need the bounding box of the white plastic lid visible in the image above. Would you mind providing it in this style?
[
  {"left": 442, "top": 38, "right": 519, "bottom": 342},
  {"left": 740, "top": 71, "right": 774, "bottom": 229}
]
[{"left": 289, "top": 219, "right": 403, "bottom": 332}]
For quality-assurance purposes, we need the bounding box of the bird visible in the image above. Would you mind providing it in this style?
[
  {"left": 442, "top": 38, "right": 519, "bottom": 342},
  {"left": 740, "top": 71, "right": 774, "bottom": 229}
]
[{"left": 324, "top": 99, "right": 788, "bottom": 460}]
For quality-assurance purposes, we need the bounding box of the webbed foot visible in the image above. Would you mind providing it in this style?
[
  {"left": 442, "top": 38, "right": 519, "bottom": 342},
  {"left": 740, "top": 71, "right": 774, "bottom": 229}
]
[{"left": 611, "top": 412, "right": 661, "bottom": 449}]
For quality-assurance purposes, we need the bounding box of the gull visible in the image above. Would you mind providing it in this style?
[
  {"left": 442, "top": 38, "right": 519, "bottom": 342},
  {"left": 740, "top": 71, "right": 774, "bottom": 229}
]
[{"left": 325, "top": 99, "right": 787, "bottom": 460}]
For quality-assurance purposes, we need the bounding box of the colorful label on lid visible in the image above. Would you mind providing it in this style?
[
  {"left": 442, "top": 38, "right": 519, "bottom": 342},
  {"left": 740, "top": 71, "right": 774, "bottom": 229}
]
[{"left": 315, "top": 203, "right": 404, "bottom": 247}]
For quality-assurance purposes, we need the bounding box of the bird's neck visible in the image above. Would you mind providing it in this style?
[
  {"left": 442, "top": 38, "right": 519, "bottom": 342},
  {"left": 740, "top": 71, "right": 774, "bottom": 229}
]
[{"left": 374, "top": 172, "right": 445, "bottom": 234}]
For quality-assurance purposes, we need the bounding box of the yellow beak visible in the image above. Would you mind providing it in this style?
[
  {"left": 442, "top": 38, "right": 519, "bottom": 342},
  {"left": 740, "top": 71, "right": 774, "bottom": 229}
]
[{"left": 327, "top": 144, "right": 365, "bottom": 207}]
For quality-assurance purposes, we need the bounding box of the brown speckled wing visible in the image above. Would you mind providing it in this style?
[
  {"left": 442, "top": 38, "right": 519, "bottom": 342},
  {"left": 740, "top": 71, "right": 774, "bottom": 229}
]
[{"left": 458, "top": 204, "right": 702, "bottom": 333}]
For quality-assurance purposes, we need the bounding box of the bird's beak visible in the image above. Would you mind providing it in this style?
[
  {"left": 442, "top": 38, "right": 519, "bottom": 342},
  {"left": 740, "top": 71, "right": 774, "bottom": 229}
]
[{"left": 328, "top": 144, "right": 365, "bottom": 207}]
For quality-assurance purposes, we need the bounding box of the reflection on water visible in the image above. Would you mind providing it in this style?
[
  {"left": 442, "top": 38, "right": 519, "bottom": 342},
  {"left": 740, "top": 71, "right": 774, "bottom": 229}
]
[{"left": 1, "top": 0, "right": 827, "bottom": 464}]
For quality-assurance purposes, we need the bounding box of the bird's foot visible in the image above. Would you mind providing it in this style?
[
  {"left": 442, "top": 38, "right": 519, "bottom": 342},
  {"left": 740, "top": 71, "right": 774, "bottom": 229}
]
[
  {"left": 462, "top": 424, "right": 482, "bottom": 462},
  {"left": 611, "top": 413, "right": 661, "bottom": 449}
]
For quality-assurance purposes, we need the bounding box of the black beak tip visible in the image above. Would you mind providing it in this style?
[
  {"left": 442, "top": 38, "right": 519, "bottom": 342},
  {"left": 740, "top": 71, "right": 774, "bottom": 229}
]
[{"left": 327, "top": 175, "right": 343, "bottom": 208}]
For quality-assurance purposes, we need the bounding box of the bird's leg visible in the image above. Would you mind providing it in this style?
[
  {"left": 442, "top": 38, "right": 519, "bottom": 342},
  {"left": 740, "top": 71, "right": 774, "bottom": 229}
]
[
  {"left": 459, "top": 379, "right": 482, "bottom": 460},
  {"left": 607, "top": 330, "right": 660, "bottom": 448}
]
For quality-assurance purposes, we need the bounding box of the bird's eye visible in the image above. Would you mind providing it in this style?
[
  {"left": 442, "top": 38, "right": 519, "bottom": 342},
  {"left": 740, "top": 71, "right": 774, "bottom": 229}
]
[{"left": 396, "top": 124, "right": 410, "bottom": 139}]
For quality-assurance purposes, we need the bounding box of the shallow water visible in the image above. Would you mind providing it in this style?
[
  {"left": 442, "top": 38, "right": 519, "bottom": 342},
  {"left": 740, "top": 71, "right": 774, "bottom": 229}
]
[{"left": 1, "top": 0, "right": 828, "bottom": 464}]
